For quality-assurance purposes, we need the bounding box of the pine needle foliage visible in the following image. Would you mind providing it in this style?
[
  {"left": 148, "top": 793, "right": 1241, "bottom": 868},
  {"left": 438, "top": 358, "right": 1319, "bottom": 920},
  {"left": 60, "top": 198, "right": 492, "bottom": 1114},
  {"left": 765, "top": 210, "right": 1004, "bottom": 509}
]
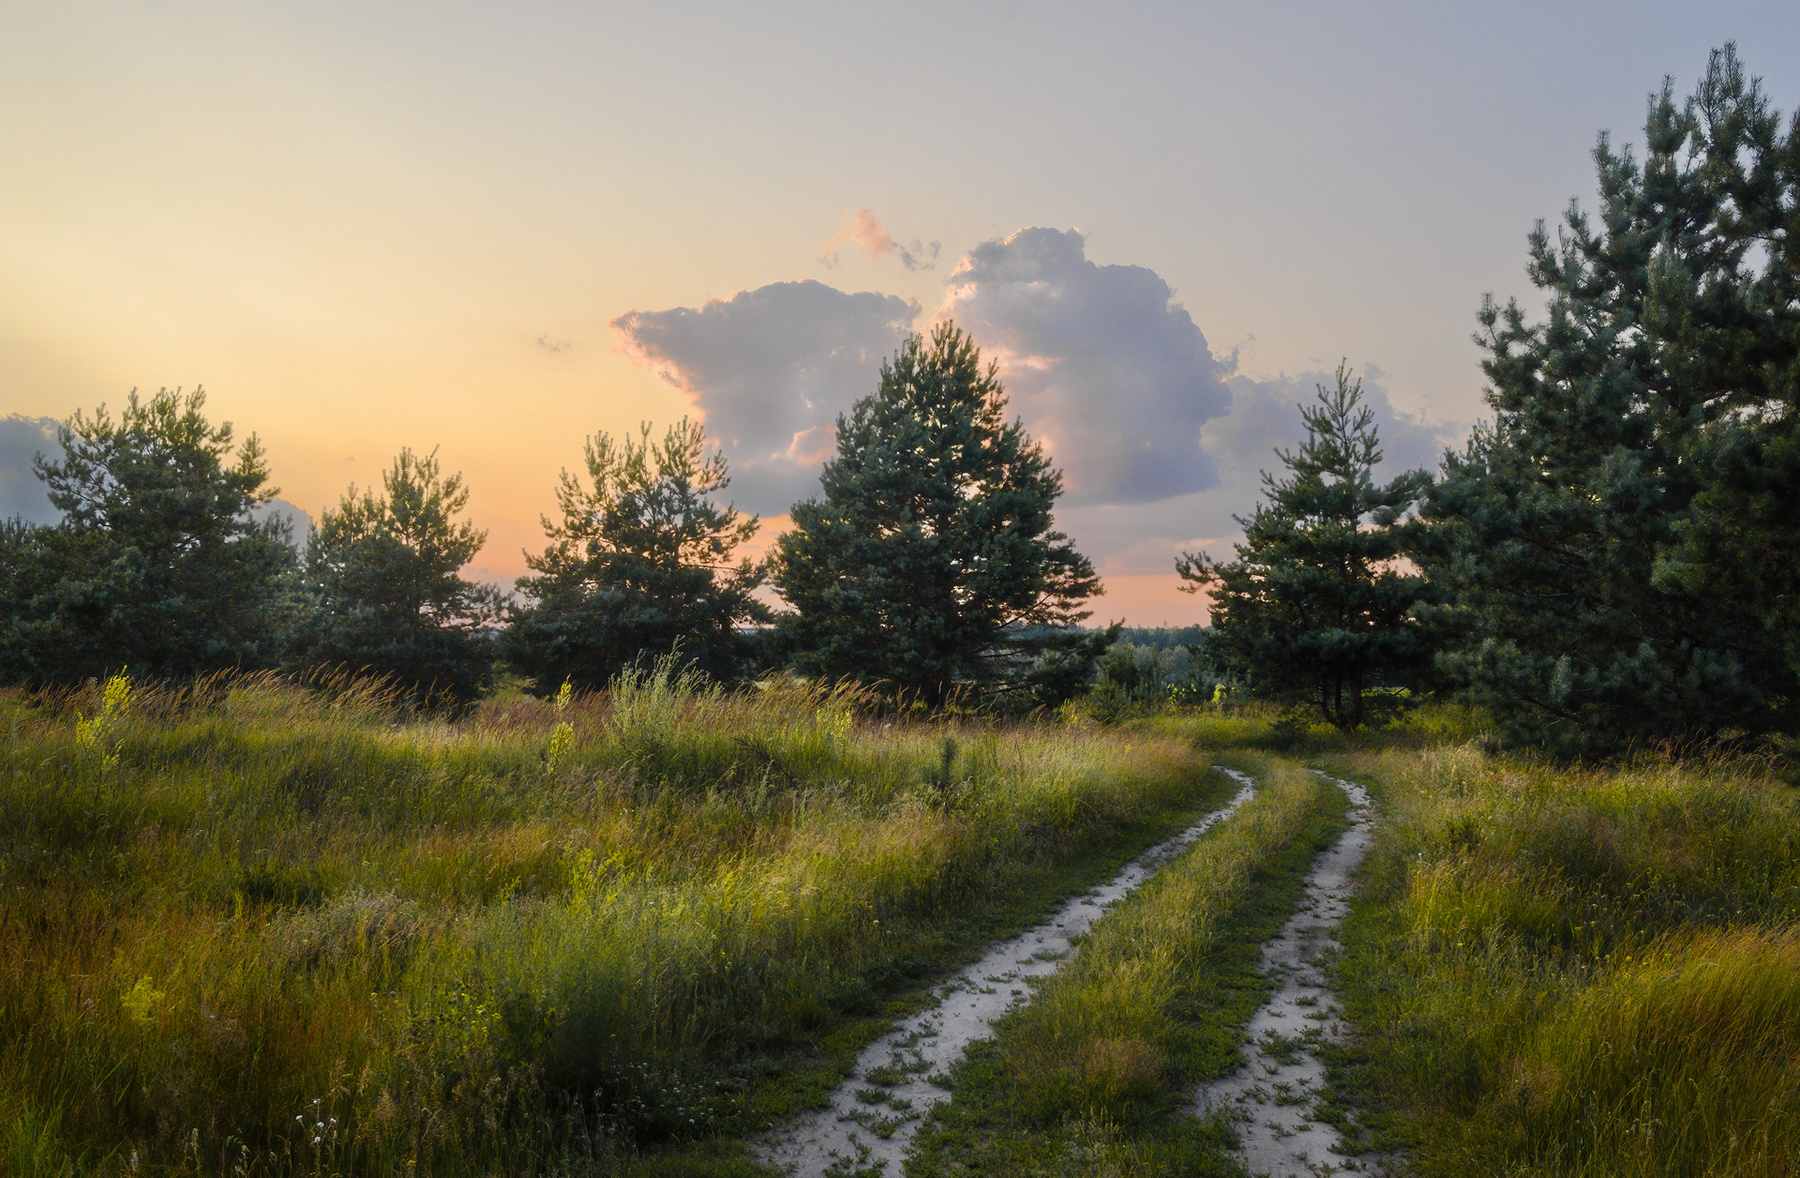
[
  {"left": 1419, "top": 44, "right": 1800, "bottom": 755},
  {"left": 1178, "top": 364, "right": 1434, "bottom": 731},
  {"left": 295, "top": 447, "right": 502, "bottom": 706},
  {"left": 506, "top": 419, "right": 768, "bottom": 691},
  {"left": 0, "top": 387, "right": 295, "bottom": 684},
  {"left": 775, "top": 322, "right": 1104, "bottom": 710}
]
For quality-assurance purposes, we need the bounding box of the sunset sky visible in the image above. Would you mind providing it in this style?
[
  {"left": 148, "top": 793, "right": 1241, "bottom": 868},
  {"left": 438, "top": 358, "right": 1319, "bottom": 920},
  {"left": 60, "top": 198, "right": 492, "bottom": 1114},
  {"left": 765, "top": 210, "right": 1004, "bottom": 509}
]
[{"left": 4, "top": 2, "right": 1797, "bottom": 625}]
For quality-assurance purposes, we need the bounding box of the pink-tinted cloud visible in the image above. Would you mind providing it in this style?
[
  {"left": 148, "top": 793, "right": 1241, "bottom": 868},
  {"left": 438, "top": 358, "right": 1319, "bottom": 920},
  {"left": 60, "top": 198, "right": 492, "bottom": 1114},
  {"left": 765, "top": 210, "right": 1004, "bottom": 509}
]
[
  {"left": 822, "top": 209, "right": 895, "bottom": 261},
  {"left": 784, "top": 424, "right": 838, "bottom": 465},
  {"left": 819, "top": 209, "right": 941, "bottom": 271}
]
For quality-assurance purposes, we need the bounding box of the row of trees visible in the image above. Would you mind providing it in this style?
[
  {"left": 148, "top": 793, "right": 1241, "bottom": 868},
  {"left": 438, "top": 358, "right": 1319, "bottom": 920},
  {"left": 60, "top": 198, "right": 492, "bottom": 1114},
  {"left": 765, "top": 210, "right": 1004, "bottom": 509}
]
[
  {"left": 5, "top": 46, "right": 1790, "bottom": 756},
  {"left": 0, "top": 324, "right": 1109, "bottom": 711},
  {"left": 1187, "top": 45, "right": 1798, "bottom": 756}
]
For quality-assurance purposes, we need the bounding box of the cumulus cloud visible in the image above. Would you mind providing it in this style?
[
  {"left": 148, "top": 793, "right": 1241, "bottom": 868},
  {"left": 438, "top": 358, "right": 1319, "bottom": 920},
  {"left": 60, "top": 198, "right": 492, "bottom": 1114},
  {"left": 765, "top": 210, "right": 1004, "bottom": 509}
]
[
  {"left": 0, "top": 414, "right": 62, "bottom": 525},
  {"left": 1056, "top": 367, "right": 1469, "bottom": 576},
  {"left": 611, "top": 280, "right": 918, "bottom": 513},
  {"left": 1209, "top": 371, "right": 1459, "bottom": 494},
  {"left": 250, "top": 498, "right": 314, "bottom": 547},
  {"left": 820, "top": 209, "right": 941, "bottom": 272},
  {"left": 939, "top": 227, "right": 1233, "bottom": 507},
  {"left": 606, "top": 229, "right": 1468, "bottom": 598}
]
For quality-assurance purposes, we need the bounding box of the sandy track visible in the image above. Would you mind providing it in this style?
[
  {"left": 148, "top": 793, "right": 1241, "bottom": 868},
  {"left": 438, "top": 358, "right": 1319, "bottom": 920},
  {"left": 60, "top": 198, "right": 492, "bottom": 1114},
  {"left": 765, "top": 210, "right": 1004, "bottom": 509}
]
[
  {"left": 1192, "top": 769, "right": 1380, "bottom": 1177},
  {"left": 754, "top": 768, "right": 1260, "bottom": 1177}
]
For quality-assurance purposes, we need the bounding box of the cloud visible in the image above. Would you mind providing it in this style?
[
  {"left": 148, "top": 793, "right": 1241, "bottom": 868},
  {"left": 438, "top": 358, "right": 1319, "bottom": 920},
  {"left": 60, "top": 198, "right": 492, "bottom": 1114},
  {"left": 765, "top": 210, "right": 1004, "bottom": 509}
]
[
  {"left": 536, "top": 335, "right": 572, "bottom": 353},
  {"left": 897, "top": 240, "right": 941, "bottom": 272},
  {"left": 607, "top": 232, "right": 1468, "bottom": 592},
  {"left": 823, "top": 209, "right": 894, "bottom": 261},
  {"left": 1209, "top": 370, "right": 1460, "bottom": 495},
  {"left": 1056, "top": 367, "right": 1469, "bottom": 576},
  {"left": 0, "top": 415, "right": 63, "bottom": 525},
  {"left": 611, "top": 280, "right": 919, "bottom": 513},
  {"left": 939, "top": 227, "right": 1233, "bottom": 507},
  {"left": 250, "top": 497, "right": 313, "bottom": 548},
  {"left": 819, "top": 210, "right": 941, "bottom": 272}
]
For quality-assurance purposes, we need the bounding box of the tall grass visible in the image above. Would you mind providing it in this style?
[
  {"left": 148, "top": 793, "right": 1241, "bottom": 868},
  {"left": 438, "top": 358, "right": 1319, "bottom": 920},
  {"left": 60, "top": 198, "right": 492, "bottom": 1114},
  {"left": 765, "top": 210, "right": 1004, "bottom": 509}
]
[
  {"left": 1328, "top": 741, "right": 1800, "bottom": 1176},
  {"left": 0, "top": 662, "right": 1229, "bottom": 1175},
  {"left": 910, "top": 752, "right": 1347, "bottom": 1176}
]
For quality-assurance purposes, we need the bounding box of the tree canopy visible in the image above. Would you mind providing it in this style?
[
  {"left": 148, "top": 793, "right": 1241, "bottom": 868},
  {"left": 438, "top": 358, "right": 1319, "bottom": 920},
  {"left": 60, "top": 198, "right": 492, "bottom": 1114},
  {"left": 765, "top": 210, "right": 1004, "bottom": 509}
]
[
  {"left": 1418, "top": 44, "right": 1800, "bottom": 754},
  {"left": 0, "top": 388, "right": 296, "bottom": 684},
  {"left": 774, "top": 322, "right": 1105, "bottom": 709},
  {"left": 294, "top": 447, "right": 502, "bottom": 705},
  {"left": 505, "top": 419, "right": 768, "bottom": 691},
  {"left": 1178, "top": 365, "right": 1435, "bottom": 730}
]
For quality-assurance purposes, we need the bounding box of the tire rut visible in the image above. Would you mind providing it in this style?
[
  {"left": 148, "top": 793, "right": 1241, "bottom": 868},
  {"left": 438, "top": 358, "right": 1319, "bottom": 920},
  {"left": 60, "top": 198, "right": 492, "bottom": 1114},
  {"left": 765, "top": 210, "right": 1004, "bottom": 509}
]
[
  {"left": 1192, "top": 769, "right": 1385, "bottom": 1177},
  {"left": 754, "top": 767, "right": 1260, "bottom": 1177}
]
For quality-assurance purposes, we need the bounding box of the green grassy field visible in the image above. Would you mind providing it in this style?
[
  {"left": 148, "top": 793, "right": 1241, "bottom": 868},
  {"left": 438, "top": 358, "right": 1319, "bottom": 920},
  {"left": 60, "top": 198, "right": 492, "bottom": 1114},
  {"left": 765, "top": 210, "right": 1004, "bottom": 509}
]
[
  {"left": 6, "top": 673, "right": 1798, "bottom": 1177},
  {"left": 1322, "top": 740, "right": 1800, "bottom": 1177},
  {"left": 0, "top": 666, "right": 1239, "bottom": 1176}
]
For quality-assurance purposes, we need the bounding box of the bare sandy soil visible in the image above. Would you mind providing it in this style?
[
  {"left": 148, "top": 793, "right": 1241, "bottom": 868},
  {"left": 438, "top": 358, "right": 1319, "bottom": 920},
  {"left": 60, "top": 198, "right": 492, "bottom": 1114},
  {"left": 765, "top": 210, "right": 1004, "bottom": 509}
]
[
  {"left": 754, "top": 769, "right": 1260, "bottom": 1177},
  {"left": 1192, "top": 770, "right": 1387, "bottom": 1177}
]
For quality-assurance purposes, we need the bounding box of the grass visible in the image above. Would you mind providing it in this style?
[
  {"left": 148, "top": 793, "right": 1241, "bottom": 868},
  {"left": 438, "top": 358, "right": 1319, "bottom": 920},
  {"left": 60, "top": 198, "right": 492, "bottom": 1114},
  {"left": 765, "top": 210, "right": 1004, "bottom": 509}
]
[
  {"left": 906, "top": 748, "right": 1349, "bottom": 1177},
  {"left": 1323, "top": 739, "right": 1800, "bottom": 1176},
  {"left": 11, "top": 672, "right": 1796, "bottom": 1177},
  {"left": 0, "top": 664, "right": 1239, "bottom": 1176}
]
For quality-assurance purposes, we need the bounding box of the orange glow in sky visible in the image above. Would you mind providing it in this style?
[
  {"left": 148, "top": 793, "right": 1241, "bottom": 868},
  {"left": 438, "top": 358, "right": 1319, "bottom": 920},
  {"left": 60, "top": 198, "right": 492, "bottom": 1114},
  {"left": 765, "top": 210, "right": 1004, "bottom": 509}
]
[{"left": 5, "top": 4, "right": 1794, "bottom": 627}]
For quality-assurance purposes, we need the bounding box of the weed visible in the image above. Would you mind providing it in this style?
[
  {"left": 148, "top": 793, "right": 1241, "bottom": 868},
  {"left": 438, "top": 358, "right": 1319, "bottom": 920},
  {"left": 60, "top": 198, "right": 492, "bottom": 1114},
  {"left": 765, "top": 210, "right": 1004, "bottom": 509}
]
[{"left": 0, "top": 669, "right": 1228, "bottom": 1174}]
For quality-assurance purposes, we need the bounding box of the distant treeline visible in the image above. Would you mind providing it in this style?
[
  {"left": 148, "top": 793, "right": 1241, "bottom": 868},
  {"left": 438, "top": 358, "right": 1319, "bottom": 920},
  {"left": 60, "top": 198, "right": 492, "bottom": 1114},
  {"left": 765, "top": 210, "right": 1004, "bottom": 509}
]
[{"left": 1107, "top": 626, "right": 1207, "bottom": 652}]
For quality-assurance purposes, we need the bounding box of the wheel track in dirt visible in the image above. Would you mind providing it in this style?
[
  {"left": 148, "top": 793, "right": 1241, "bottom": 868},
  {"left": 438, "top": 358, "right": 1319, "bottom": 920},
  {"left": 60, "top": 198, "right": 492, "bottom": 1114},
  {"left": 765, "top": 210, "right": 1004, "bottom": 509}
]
[
  {"left": 754, "top": 767, "right": 1261, "bottom": 1177},
  {"left": 1193, "top": 769, "right": 1387, "bottom": 1177}
]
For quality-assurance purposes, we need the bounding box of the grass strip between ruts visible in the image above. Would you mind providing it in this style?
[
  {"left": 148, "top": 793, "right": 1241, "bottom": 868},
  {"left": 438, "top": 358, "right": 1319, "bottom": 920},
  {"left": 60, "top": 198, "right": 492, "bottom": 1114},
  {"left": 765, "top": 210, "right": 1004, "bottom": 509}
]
[{"left": 905, "top": 752, "right": 1349, "bottom": 1178}]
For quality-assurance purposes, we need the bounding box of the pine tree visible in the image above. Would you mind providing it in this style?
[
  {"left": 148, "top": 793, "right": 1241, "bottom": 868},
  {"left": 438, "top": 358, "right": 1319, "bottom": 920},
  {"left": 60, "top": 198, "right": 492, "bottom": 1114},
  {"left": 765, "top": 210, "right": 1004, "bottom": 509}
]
[
  {"left": 296, "top": 447, "right": 502, "bottom": 704},
  {"left": 1419, "top": 45, "right": 1800, "bottom": 755},
  {"left": 774, "top": 322, "right": 1104, "bottom": 709},
  {"left": 0, "top": 388, "right": 296, "bottom": 684},
  {"left": 1177, "top": 365, "right": 1434, "bottom": 731},
  {"left": 505, "top": 419, "right": 768, "bottom": 692}
]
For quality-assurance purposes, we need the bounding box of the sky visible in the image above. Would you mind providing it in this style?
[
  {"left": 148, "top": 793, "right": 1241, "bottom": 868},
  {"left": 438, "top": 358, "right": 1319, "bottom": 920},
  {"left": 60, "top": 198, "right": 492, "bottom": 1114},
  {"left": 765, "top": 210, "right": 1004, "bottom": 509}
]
[{"left": 4, "top": 1, "right": 1797, "bottom": 625}]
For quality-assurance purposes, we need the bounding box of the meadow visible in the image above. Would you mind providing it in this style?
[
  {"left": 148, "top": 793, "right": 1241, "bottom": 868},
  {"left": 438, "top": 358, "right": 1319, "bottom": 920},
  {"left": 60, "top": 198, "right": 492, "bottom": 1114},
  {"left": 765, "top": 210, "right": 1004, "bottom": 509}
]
[
  {"left": 6, "top": 668, "right": 1799, "bottom": 1178},
  {"left": 1323, "top": 738, "right": 1800, "bottom": 1177},
  {"left": 0, "top": 664, "right": 1237, "bottom": 1176}
]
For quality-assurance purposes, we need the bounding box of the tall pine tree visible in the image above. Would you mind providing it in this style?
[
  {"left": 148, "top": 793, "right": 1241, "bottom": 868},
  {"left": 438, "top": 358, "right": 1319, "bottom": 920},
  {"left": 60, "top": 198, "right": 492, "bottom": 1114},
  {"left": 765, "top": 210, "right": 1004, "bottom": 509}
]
[
  {"left": 1420, "top": 45, "right": 1800, "bottom": 755},
  {"left": 774, "top": 323, "right": 1104, "bottom": 709},
  {"left": 0, "top": 388, "right": 296, "bottom": 684},
  {"left": 1178, "top": 365, "right": 1434, "bottom": 730}
]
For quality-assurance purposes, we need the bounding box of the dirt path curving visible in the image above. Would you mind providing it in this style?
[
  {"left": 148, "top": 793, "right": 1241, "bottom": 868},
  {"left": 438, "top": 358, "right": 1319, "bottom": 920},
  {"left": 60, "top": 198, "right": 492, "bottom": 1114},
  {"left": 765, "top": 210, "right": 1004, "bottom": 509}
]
[
  {"left": 1192, "top": 769, "right": 1380, "bottom": 1177},
  {"left": 754, "top": 768, "right": 1260, "bottom": 1177}
]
